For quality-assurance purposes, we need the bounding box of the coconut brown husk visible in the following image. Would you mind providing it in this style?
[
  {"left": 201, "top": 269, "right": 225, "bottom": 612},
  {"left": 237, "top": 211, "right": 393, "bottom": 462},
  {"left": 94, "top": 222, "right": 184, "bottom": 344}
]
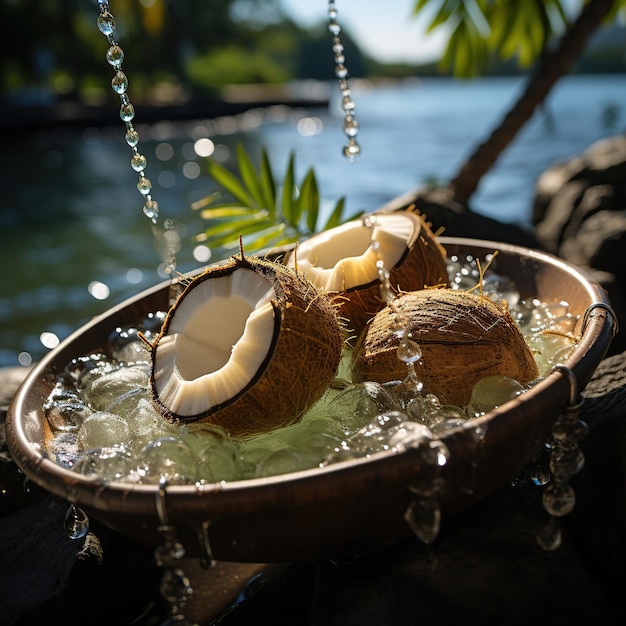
[
  {"left": 286, "top": 211, "right": 449, "bottom": 341},
  {"left": 352, "top": 288, "right": 539, "bottom": 407},
  {"left": 151, "top": 254, "right": 344, "bottom": 438}
]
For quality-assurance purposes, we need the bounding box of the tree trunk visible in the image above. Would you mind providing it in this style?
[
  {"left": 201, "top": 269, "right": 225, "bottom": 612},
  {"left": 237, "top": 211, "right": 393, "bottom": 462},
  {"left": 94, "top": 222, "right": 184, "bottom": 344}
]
[{"left": 450, "top": 0, "right": 616, "bottom": 205}]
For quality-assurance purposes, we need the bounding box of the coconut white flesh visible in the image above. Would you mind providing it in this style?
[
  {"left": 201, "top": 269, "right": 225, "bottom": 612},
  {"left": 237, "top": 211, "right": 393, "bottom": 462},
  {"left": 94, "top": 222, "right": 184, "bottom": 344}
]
[
  {"left": 153, "top": 268, "right": 276, "bottom": 416},
  {"left": 294, "top": 213, "right": 417, "bottom": 292}
]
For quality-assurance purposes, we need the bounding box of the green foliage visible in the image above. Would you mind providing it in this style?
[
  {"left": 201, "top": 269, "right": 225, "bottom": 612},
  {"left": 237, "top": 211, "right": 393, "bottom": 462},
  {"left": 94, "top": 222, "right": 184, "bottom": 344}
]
[
  {"left": 193, "top": 145, "right": 361, "bottom": 253},
  {"left": 186, "top": 46, "right": 291, "bottom": 89},
  {"left": 412, "top": 0, "right": 582, "bottom": 78}
]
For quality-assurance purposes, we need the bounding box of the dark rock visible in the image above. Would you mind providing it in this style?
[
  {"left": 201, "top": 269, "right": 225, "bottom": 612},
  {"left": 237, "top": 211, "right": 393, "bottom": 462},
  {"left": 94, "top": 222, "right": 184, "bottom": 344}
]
[
  {"left": 561, "top": 184, "right": 617, "bottom": 245},
  {"left": 532, "top": 135, "right": 626, "bottom": 354},
  {"left": 560, "top": 210, "right": 626, "bottom": 275},
  {"left": 535, "top": 180, "right": 588, "bottom": 253},
  {"left": 381, "top": 186, "right": 540, "bottom": 249},
  {"left": 533, "top": 135, "right": 626, "bottom": 225}
]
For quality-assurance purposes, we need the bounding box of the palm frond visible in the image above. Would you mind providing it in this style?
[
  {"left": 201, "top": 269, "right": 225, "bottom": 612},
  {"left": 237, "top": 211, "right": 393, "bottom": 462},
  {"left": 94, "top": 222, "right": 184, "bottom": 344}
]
[{"left": 196, "top": 144, "right": 361, "bottom": 256}]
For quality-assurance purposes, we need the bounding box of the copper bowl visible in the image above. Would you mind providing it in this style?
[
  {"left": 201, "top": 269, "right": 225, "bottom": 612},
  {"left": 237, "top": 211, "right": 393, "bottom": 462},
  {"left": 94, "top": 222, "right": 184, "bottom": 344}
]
[{"left": 6, "top": 238, "right": 615, "bottom": 562}]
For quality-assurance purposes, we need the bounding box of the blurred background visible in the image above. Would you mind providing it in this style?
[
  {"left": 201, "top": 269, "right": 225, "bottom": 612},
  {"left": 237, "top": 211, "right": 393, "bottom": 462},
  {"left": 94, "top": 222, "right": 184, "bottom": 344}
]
[{"left": 1, "top": 0, "right": 625, "bottom": 368}]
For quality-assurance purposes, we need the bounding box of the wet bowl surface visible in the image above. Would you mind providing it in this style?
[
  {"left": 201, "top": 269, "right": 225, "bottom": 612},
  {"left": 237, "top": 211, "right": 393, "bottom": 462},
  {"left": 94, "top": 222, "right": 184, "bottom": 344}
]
[{"left": 6, "top": 238, "right": 615, "bottom": 562}]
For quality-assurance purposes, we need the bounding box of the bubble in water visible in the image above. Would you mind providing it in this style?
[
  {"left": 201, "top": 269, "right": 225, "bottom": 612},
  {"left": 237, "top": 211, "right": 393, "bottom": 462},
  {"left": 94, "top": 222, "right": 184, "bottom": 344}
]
[
  {"left": 127, "top": 398, "right": 177, "bottom": 452},
  {"left": 105, "top": 386, "right": 149, "bottom": 416},
  {"left": 73, "top": 446, "right": 134, "bottom": 482},
  {"left": 327, "top": 382, "right": 399, "bottom": 434},
  {"left": 108, "top": 325, "right": 151, "bottom": 362},
  {"left": 138, "top": 437, "right": 197, "bottom": 484},
  {"left": 256, "top": 448, "right": 306, "bottom": 477},
  {"left": 45, "top": 385, "right": 93, "bottom": 432},
  {"left": 77, "top": 412, "right": 131, "bottom": 450},
  {"left": 482, "top": 272, "right": 520, "bottom": 308},
  {"left": 82, "top": 364, "right": 149, "bottom": 411},
  {"left": 64, "top": 504, "right": 89, "bottom": 540},
  {"left": 386, "top": 420, "right": 432, "bottom": 449},
  {"left": 467, "top": 375, "right": 524, "bottom": 417}
]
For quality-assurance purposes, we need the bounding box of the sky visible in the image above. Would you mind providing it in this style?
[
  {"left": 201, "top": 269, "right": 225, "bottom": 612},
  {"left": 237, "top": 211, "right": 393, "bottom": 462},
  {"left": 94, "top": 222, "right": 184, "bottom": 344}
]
[
  {"left": 278, "top": 0, "right": 587, "bottom": 65},
  {"left": 279, "top": 0, "right": 449, "bottom": 64}
]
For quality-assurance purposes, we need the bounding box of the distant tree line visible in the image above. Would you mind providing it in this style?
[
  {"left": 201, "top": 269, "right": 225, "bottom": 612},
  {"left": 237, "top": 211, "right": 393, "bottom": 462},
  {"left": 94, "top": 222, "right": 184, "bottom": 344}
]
[{"left": 1, "top": 0, "right": 623, "bottom": 103}]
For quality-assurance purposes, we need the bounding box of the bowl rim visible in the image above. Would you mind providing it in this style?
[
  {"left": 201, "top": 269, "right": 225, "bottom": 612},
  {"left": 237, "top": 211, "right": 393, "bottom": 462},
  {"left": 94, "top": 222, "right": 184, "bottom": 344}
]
[{"left": 5, "top": 237, "right": 616, "bottom": 535}]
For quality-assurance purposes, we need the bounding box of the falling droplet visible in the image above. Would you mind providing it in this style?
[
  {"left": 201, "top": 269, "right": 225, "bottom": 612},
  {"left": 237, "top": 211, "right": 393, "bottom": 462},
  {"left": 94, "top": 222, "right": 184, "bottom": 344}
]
[
  {"left": 160, "top": 567, "right": 193, "bottom": 604},
  {"left": 542, "top": 481, "right": 576, "bottom": 517},
  {"left": 404, "top": 497, "right": 441, "bottom": 545},
  {"left": 536, "top": 516, "right": 562, "bottom": 551},
  {"left": 397, "top": 338, "right": 422, "bottom": 364},
  {"left": 64, "top": 504, "right": 89, "bottom": 540}
]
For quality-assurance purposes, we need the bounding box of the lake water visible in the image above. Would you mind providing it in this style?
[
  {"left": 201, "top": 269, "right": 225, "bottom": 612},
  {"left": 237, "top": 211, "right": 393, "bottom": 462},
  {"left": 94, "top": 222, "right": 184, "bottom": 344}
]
[{"left": 1, "top": 75, "right": 624, "bottom": 368}]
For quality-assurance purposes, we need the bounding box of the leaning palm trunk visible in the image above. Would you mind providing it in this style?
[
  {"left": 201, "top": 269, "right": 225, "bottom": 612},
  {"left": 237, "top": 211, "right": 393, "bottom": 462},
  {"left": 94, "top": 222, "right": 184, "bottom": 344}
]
[{"left": 450, "top": 0, "right": 616, "bottom": 205}]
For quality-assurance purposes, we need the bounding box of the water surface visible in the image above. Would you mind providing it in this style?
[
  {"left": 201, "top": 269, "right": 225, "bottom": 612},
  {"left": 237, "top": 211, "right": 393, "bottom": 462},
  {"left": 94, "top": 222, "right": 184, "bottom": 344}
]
[{"left": 1, "top": 75, "right": 624, "bottom": 367}]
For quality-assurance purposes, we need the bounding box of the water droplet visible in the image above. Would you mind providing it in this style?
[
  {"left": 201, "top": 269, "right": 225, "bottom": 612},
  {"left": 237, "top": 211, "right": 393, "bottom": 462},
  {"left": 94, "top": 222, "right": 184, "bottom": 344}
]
[
  {"left": 154, "top": 541, "right": 186, "bottom": 567},
  {"left": 160, "top": 567, "right": 193, "bottom": 604},
  {"left": 131, "top": 153, "right": 147, "bottom": 172},
  {"left": 144, "top": 199, "right": 159, "bottom": 220},
  {"left": 335, "top": 64, "right": 348, "bottom": 79},
  {"left": 552, "top": 415, "right": 588, "bottom": 442},
  {"left": 530, "top": 462, "right": 551, "bottom": 486},
  {"left": 343, "top": 115, "right": 359, "bottom": 137},
  {"left": 404, "top": 497, "right": 441, "bottom": 544},
  {"left": 537, "top": 516, "right": 562, "bottom": 551},
  {"left": 328, "top": 21, "right": 341, "bottom": 36},
  {"left": 111, "top": 70, "right": 128, "bottom": 94},
  {"left": 64, "top": 504, "right": 89, "bottom": 539},
  {"left": 125, "top": 128, "right": 139, "bottom": 147},
  {"left": 550, "top": 445, "right": 585, "bottom": 481},
  {"left": 120, "top": 103, "right": 135, "bottom": 122},
  {"left": 106, "top": 44, "right": 124, "bottom": 66},
  {"left": 137, "top": 176, "right": 152, "bottom": 195},
  {"left": 343, "top": 139, "right": 360, "bottom": 161},
  {"left": 341, "top": 95, "right": 356, "bottom": 111},
  {"left": 397, "top": 338, "right": 422, "bottom": 364},
  {"left": 542, "top": 481, "right": 576, "bottom": 516},
  {"left": 96, "top": 12, "right": 115, "bottom": 36}
]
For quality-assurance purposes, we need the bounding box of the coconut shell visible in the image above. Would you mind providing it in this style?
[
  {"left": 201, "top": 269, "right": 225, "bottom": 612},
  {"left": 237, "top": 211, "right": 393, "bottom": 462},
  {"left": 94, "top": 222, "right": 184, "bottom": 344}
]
[
  {"left": 286, "top": 211, "right": 449, "bottom": 340},
  {"left": 352, "top": 288, "right": 539, "bottom": 407},
  {"left": 151, "top": 254, "right": 344, "bottom": 438}
]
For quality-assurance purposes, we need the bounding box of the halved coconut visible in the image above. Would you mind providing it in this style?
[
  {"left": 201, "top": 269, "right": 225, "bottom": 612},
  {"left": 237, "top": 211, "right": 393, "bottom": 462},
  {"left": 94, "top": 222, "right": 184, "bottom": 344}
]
[
  {"left": 150, "top": 254, "right": 343, "bottom": 438},
  {"left": 352, "top": 288, "right": 539, "bottom": 407},
  {"left": 284, "top": 211, "right": 448, "bottom": 339}
]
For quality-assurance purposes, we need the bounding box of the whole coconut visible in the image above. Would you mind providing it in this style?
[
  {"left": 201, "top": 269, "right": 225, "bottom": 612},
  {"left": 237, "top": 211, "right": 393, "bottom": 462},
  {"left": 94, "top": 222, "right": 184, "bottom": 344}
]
[{"left": 352, "top": 288, "right": 539, "bottom": 407}]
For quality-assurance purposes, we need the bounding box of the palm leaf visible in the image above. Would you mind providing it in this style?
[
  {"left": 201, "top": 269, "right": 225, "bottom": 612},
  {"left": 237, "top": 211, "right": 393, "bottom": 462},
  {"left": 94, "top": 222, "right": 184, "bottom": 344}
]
[
  {"left": 206, "top": 159, "right": 253, "bottom": 206},
  {"left": 235, "top": 144, "right": 266, "bottom": 211},
  {"left": 197, "top": 144, "right": 357, "bottom": 255}
]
